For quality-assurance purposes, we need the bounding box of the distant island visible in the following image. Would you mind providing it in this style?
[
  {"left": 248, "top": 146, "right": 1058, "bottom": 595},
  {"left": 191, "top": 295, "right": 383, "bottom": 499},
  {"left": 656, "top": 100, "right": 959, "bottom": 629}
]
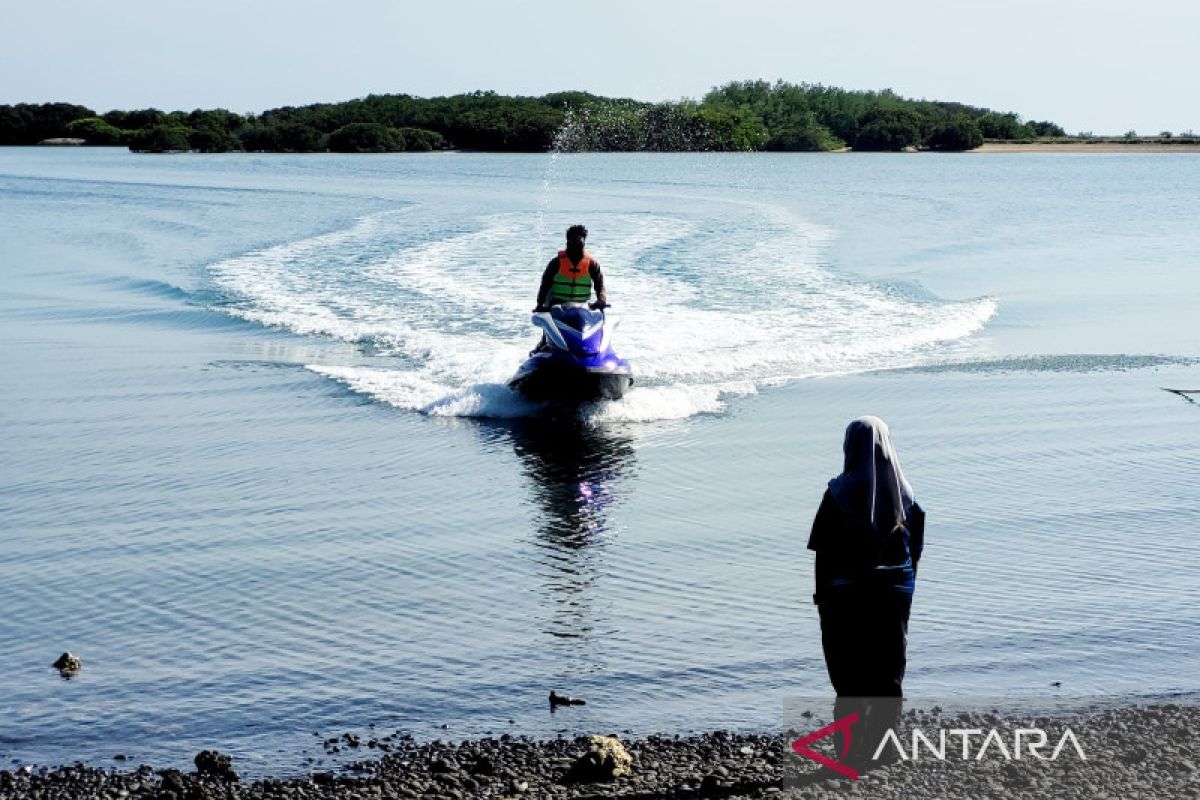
[{"left": 2, "top": 81, "right": 1196, "bottom": 153}]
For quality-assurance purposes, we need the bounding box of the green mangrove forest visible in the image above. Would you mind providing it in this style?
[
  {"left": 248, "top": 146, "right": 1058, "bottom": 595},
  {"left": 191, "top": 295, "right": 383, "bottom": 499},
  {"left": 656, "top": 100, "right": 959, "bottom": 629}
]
[{"left": 1, "top": 81, "right": 1074, "bottom": 153}]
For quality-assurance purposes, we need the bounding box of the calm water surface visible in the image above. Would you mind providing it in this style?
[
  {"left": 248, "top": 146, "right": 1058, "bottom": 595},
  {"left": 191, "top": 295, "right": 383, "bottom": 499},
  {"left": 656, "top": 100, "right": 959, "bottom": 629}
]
[{"left": 1, "top": 149, "right": 1197, "bottom": 774}]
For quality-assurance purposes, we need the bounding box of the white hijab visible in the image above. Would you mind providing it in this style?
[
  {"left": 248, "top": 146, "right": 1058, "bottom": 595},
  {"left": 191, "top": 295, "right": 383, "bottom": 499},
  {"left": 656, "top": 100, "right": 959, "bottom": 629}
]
[{"left": 828, "top": 416, "right": 915, "bottom": 534}]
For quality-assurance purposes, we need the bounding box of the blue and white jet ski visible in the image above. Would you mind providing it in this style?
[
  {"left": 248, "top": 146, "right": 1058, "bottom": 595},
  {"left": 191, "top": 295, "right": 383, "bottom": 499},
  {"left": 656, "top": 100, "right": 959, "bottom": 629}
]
[{"left": 508, "top": 303, "right": 633, "bottom": 403}]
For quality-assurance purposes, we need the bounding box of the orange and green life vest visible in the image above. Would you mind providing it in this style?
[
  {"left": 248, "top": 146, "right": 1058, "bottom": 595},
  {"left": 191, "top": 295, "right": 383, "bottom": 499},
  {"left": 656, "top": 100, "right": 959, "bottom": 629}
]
[{"left": 550, "top": 250, "right": 593, "bottom": 303}]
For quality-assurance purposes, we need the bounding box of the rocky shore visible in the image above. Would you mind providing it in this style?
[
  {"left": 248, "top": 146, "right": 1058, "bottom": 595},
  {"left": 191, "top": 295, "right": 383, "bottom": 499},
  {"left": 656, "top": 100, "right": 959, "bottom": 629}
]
[{"left": 2, "top": 704, "right": 1196, "bottom": 799}]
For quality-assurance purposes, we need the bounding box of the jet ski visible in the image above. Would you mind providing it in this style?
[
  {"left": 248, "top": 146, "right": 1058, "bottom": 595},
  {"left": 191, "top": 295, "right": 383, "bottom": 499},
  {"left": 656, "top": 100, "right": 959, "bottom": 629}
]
[{"left": 508, "top": 303, "right": 633, "bottom": 403}]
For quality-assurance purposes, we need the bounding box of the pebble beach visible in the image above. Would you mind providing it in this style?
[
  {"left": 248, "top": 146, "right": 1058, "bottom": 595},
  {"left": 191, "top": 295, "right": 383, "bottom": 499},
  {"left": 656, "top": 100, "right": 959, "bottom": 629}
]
[{"left": 3, "top": 704, "right": 1195, "bottom": 799}]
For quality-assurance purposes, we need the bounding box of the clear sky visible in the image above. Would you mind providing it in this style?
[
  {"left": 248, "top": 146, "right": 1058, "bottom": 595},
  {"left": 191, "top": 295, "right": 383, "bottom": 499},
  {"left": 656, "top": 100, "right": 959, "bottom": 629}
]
[{"left": 4, "top": 0, "right": 1197, "bottom": 135}]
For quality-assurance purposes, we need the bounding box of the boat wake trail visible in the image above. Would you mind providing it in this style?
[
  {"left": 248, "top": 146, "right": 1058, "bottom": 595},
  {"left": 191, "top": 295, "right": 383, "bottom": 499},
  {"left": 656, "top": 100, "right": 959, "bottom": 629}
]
[{"left": 207, "top": 205, "right": 997, "bottom": 421}]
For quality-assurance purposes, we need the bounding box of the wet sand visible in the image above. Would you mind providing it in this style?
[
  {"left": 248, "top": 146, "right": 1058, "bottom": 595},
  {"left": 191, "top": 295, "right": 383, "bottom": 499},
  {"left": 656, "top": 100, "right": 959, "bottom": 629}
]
[{"left": 3, "top": 704, "right": 1196, "bottom": 799}]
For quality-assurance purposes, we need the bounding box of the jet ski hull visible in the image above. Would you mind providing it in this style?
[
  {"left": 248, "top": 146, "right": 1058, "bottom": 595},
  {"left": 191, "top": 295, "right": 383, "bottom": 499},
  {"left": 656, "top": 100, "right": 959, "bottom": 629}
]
[{"left": 509, "top": 352, "right": 633, "bottom": 403}]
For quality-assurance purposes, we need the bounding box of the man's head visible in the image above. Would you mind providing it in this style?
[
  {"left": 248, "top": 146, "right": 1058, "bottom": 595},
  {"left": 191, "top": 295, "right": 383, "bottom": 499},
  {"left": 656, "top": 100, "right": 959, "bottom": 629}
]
[{"left": 565, "top": 224, "right": 588, "bottom": 257}]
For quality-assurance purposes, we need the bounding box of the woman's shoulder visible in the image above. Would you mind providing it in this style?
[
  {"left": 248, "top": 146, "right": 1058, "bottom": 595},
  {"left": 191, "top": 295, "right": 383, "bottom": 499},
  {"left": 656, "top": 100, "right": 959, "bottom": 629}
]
[
  {"left": 815, "top": 488, "right": 850, "bottom": 525},
  {"left": 817, "top": 487, "right": 836, "bottom": 510},
  {"left": 808, "top": 488, "right": 855, "bottom": 550},
  {"left": 907, "top": 501, "right": 926, "bottom": 531},
  {"left": 808, "top": 489, "right": 834, "bottom": 550}
]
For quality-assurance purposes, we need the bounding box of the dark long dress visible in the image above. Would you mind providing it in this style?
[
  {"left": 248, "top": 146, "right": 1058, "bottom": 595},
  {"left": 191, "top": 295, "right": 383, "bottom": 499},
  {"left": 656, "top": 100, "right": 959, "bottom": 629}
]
[{"left": 808, "top": 489, "right": 925, "bottom": 767}]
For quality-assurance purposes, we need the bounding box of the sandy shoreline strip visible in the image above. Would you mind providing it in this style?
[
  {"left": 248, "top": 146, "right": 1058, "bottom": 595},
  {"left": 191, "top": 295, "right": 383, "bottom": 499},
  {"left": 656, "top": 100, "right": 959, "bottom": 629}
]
[
  {"left": 2, "top": 703, "right": 1197, "bottom": 799},
  {"left": 973, "top": 142, "right": 1200, "bottom": 153}
]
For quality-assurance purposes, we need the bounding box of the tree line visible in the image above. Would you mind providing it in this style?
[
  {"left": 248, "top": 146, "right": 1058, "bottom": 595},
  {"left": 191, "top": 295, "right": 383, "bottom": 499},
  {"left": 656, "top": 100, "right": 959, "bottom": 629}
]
[{"left": 0, "top": 83, "right": 1075, "bottom": 153}]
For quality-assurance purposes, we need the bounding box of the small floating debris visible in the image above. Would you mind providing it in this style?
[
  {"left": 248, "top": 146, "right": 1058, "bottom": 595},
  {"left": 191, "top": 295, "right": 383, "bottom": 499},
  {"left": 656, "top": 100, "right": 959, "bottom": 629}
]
[
  {"left": 1163, "top": 388, "right": 1199, "bottom": 405},
  {"left": 52, "top": 652, "right": 82, "bottom": 678},
  {"left": 549, "top": 690, "right": 586, "bottom": 710}
]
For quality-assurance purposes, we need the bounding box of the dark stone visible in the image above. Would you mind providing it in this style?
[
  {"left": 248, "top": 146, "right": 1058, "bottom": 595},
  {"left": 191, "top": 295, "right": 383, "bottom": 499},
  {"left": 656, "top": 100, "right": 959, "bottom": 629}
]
[
  {"left": 470, "top": 756, "right": 495, "bottom": 775},
  {"left": 430, "top": 757, "right": 458, "bottom": 774},
  {"left": 160, "top": 769, "right": 186, "bottom": 793},
  {"left": 193, "top": 750, "right": 238, "bottom": 782},
  {"left": 1119, "top": 746, "right": 1149, "bottom": 765}
]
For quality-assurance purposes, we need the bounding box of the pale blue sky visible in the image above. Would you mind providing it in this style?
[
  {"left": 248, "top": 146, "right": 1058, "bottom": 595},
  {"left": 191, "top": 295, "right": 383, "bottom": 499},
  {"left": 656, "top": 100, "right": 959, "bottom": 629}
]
[{"left": 4, "top": 0, "right": 1197, "bottom": 134}]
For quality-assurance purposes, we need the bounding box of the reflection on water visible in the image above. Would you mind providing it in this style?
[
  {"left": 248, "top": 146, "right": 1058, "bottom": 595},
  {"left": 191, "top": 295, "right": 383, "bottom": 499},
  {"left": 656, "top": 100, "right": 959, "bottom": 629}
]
[
  {"left": 501, "top": 419, "right": 636, "bottom": 643},
  {"left": 510, "top": 420, "right": 635, "bottom": 543}
]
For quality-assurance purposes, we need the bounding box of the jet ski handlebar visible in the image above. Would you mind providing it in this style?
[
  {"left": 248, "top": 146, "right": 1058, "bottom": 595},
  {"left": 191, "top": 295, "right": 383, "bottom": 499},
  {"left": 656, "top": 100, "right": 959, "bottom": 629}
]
[{"left": 532, "top": 302, "right": 610, "bottom": 313}]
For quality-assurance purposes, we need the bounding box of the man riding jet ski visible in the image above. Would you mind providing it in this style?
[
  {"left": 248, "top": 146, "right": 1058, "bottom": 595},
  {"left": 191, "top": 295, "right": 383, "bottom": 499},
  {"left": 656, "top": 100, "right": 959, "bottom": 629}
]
[
  {"left": 508, "top": 225, "right": 633, "bottom": 403},
  {"left": 534, "top": 224, "right": 606, "bottom": 315}
]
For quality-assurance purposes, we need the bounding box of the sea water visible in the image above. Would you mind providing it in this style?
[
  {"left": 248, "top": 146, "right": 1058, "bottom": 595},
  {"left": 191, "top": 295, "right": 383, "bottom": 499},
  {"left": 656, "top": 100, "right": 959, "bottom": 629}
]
[{"left": 1, "top": 148, "right": 1197, "bottom": 774}]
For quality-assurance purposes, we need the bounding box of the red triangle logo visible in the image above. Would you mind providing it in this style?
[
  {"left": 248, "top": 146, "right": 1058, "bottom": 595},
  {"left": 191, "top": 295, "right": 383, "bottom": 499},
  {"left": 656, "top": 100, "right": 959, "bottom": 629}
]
[{"left": 791, "top": 712, "right": 860, "bottom": 780}]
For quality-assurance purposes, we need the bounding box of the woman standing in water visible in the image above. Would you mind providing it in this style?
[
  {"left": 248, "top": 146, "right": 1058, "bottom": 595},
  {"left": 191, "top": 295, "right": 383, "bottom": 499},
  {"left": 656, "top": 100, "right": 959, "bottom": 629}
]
[{"left": 808, "top": 416, "right": 924, "bottom": 768}]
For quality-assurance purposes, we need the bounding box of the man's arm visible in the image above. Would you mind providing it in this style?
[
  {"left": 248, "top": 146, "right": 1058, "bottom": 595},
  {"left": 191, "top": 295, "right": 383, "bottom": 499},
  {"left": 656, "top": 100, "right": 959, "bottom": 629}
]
[
  {"left": 535, "top": 259, "right": 557, "bottom": 310},
  {"left": 589, "top": 261, "right": 607, "bottom": 306}
]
